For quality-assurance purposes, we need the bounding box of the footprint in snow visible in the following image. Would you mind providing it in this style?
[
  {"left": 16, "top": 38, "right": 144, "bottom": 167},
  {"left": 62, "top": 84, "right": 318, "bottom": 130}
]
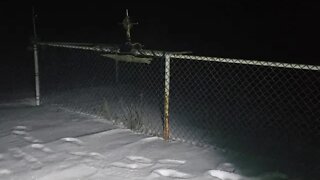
[
  {"left": 13, "top": 126, "right": 28, "bottom": 131},
  {"left": 69, "top": 151, "right": 105, "bottom": 159},
  {"left": 111, "top": 161, "right": 153, "bottom": 169},
  {"left": 24, "top": 136, "right": 43, "bottom": 143},
  {"left": 69, "top": 151, "right": 87, "bottom": 156},
  {"left": 61, "top": 137, "right": 84, "bottom": 145},
  {"left": 8, "top": 148, "right": 42, "bottom": 169},
  {"left": 126, "top": 156, "right": 153, "bottom": 163},
  {"left": 12, "top": 126, "right": 29, "bottom": 136},
  {"left": 9, "top": 148, "right": 26, "bottom": 159},
  {"left": 12, "top": 130, "right": 28, "bottom": 136},
  {"left": 88, "top": 152, "right": 105, "bottom": 159},
  {"left": 158, "top": 159, "right": 186, "bottom": 165},
  {"left": 24, "top": 154, "right": 39, "bottom": 163},
  {"left": 24, "top": 154, "right": 43, "bottom": 169},
  {"left": 31, "top": 144, "right": 53, "bottom": 153},
  {"left": 0, "top": 169, "right": 12, "bottom": 176},
  {"left": 152, "top": 168, "right": 192, "bottom": 179},
  {"left": 11, "top": 126, "right": 43, "bottom": 143}
]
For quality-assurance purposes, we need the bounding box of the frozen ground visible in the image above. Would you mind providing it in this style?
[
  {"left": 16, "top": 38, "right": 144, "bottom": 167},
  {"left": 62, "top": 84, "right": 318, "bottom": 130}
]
[{"left": 0, "top": 99, "right": 292, "bottom": 179}]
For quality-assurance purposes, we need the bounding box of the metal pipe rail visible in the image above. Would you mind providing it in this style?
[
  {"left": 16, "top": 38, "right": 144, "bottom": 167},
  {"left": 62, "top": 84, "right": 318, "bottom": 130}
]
[{"left": 38, "top": 42, "right": 320, "bottom": 71}]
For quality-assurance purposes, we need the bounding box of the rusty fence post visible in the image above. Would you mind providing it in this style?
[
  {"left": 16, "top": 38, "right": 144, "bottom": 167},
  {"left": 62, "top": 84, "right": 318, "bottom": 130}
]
[{"left": 163, "top": 54, "right": 171, "bottom": 140}]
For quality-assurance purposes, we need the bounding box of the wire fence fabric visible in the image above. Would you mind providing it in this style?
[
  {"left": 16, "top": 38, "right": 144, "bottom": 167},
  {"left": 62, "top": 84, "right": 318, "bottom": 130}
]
[{"left": 38, "top": 44, "right": 320, "bottom": 176}]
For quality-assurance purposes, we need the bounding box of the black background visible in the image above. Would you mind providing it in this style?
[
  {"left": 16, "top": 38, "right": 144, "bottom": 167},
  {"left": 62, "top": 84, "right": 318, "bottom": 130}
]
[{"left": 0, "top": 1, "right": 319, "bottom": 93}]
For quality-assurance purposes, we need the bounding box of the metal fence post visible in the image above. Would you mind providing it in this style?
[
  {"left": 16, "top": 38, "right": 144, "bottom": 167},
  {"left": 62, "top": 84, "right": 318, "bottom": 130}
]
[
  {"left": 32, "top": 7, "right": 40, "bottom": 106},
  {"left": 33, "top": 44, "right": 40, "bottom": 106},
  {"left": 163, "top": 54, "right": 171, "bottom": 140}
]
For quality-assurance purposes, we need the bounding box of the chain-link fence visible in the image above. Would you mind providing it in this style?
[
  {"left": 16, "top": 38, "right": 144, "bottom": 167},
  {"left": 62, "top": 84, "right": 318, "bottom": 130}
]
[
  {"left": 38, "top": 45, "right": 166, "bottom": 137},
  {"left": 37, "top": 43, "right": 320, "bottom": 178},
  {"left": 169, "top": 55, "right": 320, "bottom": 171}
]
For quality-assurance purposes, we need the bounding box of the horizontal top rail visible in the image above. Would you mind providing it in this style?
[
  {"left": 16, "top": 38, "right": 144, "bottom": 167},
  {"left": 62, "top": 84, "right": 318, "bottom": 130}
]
[
  {"left": 38, "top": 42, "right": 320, "bottom": 71},
  {"left": 170, "top": 55, "right": 320, "bottom": 71},
  {"left": 38, "top": 42, "right": 115, "bottom": 53}
]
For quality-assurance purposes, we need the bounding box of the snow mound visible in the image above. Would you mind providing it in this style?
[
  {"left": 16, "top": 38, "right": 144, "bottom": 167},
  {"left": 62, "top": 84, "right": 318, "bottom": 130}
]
[
  {"left": 13, "top": 126, "right": 28, "bottom": 131},
  {"left": 38, "top": 164, "right": 97, "bottom": 180},
  {"left": 158, "top": 159, "right": 186, "bottom": 165},
  {"left": 31, "top": 144, "right": 53, "bottom": 153},
  {"left": 12, "top": 130, "right": 28, "bottom": 136},
  {"left": 152, "top": 168, "right": 192, "bottom": 179},
  {"left": 208, "top": 170, "right": 244, "bottom": 180},
  {"left": 0, "top": 169, "right": 12, "bottom": 175},
  {"left": 24, "top": 136, "right": 42, "bottom": 143},
  {"left": 69, "top": 151, "right": 105, "bottom": 159},
  {"left": 126, "top": 156, "right": 153, "bottom": 163},
  {"left": 60, "top": 137, "right": 84, "bottom": 145},
  {"left": 111, "top": 161, "right": 153, "bottom": 169}
]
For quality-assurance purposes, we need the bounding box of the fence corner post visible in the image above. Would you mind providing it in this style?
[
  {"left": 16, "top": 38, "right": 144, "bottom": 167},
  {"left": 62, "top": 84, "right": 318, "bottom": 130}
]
[{"left": 163, "top": 54, "right": 171, "bottom": 141}]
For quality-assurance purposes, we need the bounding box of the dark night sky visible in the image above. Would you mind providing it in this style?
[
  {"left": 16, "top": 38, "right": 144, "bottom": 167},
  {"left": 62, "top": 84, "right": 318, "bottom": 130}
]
[
  {"left": 1, "top": 1, "right": 320, "bottom": 62},
  {"left": 0, "top": 1, "right": 319, "bottom": 91}
]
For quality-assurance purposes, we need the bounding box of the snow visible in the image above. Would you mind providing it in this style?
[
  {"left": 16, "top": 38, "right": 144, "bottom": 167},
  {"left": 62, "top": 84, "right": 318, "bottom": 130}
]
[
  {"left": 13, "top": 126, "right": 28, "bottom": 131},
  {"left": 0, "top": 101, "right": 291, "bottom": 179},
  {"left": 60, "top": 137, "right": 84, "bottom": 145},
  {"left": 152, "top": 168, "right": 193, "bottom": 179},
  {"left": 157, "top": 159, "right": 186, "bottom": 165},
  {"left": 0, "top": 169, "right": 12, "bottom": 175},
  {"left": 126, "top": 156, "right": 153, "bottom": 163},
  {"left": 111, "top": 161, "right": 153, "bottom": 169}
]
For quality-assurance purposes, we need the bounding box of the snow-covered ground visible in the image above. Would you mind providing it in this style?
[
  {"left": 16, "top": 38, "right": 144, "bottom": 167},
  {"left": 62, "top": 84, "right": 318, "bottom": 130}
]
[{"left": 0, "top": 99, "right": 292, "bottom": 180}]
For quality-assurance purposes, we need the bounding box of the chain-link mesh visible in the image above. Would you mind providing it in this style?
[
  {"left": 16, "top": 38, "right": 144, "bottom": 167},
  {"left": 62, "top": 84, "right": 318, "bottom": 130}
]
[
  {"left": 38, "top": 44, "right": 320, "bottom": 178},
  {"left": 39, "top": 46, "right": 165, "bottom": 137},
  {"left": 170, "top": 56, "right": 320, "bottom": 165},
  {"left": 169, "top": 55, "right": 320, "bottom": 178}
]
